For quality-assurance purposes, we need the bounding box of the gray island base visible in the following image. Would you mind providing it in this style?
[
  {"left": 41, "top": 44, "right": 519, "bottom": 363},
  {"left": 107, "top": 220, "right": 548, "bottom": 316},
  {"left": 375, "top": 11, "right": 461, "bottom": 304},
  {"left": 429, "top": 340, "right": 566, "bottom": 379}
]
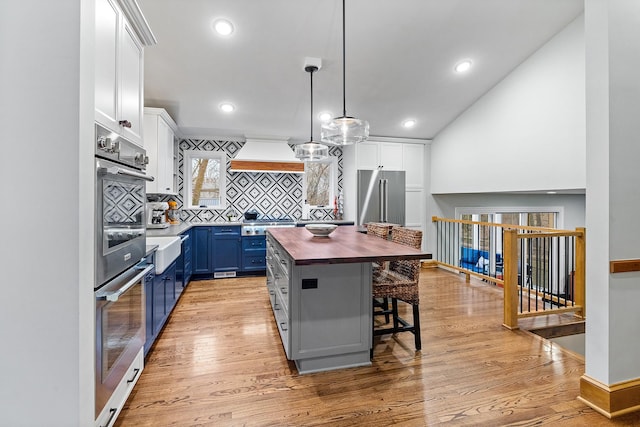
[{"left": 266, "top": 226, "right": 428, "bottom": 374}]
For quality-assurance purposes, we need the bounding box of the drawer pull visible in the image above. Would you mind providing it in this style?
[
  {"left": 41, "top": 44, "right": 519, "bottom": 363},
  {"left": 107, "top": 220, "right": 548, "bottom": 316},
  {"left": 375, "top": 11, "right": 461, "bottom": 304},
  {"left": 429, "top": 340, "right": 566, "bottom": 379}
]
[
  {"left": 280, "top": 287, "right": 288, "bottom": 294},
  {"left": 274, "top": 303, "right": 280, "bottom": 310},
  {"left": 126, "top": 368, "right": 141, "bottom": 384},
  {"left": 100, "top": 408, "right": 117, "bottom": 427},
  {"left": 280, "top": 322, "right": 288, "bottom": 332}
]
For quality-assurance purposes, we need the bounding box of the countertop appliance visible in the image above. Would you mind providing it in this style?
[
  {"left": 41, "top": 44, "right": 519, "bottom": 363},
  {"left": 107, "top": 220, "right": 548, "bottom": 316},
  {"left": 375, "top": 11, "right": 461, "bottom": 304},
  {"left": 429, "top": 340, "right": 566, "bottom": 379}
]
[
  {"left": 146, "top": 202, "right": 169, "bottom": 229},
  {"left": 357, "top": 169, "right": 405, "bottom": 226},
  {"left": 244, "top": 209, "right": 259, "bottom": 220},
  {"left": 241, "top": 217, "right": 296, "bottom": 235}
]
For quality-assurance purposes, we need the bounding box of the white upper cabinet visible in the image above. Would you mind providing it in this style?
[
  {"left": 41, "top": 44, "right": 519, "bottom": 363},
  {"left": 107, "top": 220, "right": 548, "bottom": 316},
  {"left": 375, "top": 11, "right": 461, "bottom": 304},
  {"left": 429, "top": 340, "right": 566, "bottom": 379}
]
[
  {"left": 118, "top": 20, "right": 144, "bottom": 144},
  {"left": 144, "top": 108, "right": 178, "bottom": 194},
  {"left": 95, "top": 0, "right": 119, "bottom": 130},
  {"left": 342, "top": 137, "right": 429, "bottom": 233},
  {"left": 95, "top": 0, "right": 155, "bottom": 146},
  {"left": 402, "top": 143, "right": 424, "bottom": 188},
  {"left": 355, "top": 141, "right": 403, "bottom": 170}
]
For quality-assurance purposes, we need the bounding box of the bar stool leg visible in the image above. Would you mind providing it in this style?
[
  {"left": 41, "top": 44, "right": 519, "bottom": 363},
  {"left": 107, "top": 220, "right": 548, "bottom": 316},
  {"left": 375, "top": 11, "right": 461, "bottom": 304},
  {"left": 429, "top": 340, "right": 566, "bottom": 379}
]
[
  {"left": 413, "top": 303, "right": 421, "bottom": 350},
  {"left": 392, "top": 298, "right": 400, "bottom": 332}
]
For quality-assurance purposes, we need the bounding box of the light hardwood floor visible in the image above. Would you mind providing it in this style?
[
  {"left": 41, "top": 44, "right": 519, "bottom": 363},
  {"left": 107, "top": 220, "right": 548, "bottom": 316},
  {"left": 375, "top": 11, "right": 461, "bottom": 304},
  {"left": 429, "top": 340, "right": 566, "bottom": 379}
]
[{"left": 115, "top": 269, "right": 640, "bottom": 426}]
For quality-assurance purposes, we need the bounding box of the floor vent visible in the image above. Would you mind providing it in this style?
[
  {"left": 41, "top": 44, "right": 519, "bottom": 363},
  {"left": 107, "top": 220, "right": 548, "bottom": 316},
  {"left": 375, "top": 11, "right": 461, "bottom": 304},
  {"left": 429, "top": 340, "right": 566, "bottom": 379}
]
[{"left": 214, "top": 271, "right": 237, "bottom": 279}]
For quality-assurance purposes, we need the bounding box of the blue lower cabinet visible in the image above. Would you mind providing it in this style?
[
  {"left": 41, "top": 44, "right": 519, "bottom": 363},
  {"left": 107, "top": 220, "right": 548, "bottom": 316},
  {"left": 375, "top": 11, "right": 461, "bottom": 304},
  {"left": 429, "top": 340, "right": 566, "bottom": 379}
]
[
  {"left": 144, "top": 270, "right": 155, "bottom": 356},
  {"left": 145, "top": 260, "right": 176, "bottom": 357},
  {"left": 192, "top": 226, "right": 244, "bottom": 278},
  {"left": 242, "top": 235, "right": 266, "bottom": 272},
  {"left": 175, "top": 230, "right": 192, "bottom": 298},
  {"left": 193, "top": 227, "right": 213, "bottom": 274},
  {"left": 213, "top": 226, "right": 241, "bottom": 273}
]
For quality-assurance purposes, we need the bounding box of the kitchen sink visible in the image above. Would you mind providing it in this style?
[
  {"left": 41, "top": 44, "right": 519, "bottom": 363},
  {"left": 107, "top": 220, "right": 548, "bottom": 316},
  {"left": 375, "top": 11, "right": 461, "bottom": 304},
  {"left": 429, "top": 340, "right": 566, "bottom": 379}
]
[{"left": 146, "top": 236, "right": 181, "bottom": 274}]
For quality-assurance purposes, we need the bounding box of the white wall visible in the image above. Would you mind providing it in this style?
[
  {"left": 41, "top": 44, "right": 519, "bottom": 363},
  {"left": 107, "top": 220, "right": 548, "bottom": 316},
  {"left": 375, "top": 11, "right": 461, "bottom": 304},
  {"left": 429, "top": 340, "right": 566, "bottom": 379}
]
[
  {"left": 430, "top": 15, "right": 585, "bottom": 194},
  {"left": 0, "top": 1, "right": 95, "bottom": 425}
]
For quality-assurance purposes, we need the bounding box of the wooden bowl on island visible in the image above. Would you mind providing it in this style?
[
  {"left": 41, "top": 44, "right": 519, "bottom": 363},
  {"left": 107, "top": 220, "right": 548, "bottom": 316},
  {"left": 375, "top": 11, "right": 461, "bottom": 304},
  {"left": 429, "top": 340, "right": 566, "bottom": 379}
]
[{"left": 304, "top": 223, "right": 338, "bottom": 237}]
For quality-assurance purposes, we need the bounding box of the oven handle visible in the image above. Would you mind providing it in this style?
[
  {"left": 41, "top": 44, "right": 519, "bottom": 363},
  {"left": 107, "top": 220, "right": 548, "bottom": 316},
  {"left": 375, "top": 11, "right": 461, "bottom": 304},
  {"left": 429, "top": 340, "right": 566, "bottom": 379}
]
[
  {"left": 97, "top": 264, "right": 154, "bottom": 302},
  {"left": 99, "top": 166, "right": 155, "bottom": 182}
]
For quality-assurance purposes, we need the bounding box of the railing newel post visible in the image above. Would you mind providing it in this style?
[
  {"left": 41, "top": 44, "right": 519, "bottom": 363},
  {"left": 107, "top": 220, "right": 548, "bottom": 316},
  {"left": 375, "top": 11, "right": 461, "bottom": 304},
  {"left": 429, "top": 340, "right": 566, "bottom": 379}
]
[
  {"left": 503, "top": 228, "right": 519, "bottom": 330},
  {"left": 575, "top": 227, "right": 586, "bottom": 318}
]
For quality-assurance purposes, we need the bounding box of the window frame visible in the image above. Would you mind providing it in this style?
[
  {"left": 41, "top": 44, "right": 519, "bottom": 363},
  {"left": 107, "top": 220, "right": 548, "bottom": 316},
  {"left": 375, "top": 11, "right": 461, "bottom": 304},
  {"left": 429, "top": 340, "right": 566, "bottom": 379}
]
[
  {"left": 302, "top": 156, "right": 337, "bottom": 209},
  {"left": 183, "top": 150, "right": 227, "bottom": 210}
]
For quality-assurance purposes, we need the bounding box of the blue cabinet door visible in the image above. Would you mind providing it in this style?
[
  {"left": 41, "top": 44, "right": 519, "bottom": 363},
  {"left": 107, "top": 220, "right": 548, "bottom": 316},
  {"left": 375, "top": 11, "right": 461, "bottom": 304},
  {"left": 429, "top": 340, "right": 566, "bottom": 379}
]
[
  {"left": 175, "top": 230, "right": 191, "bottom": 298},
  {"left": 183, "top": 229, "right": 192, "bottom": 284},
  {"left": 213, "top": 226, "right": 241, "bottom": 272},
  {"left": 144, "top": 271, "right": 154, "bottom": 356},
  {"left": 163, "top": 262, "right": 177, "bottom": 314},
  {"left": 152, "top": 271, "right": 165, "bottom": 337},
  {"left": 193, "top": 227, "right": 213, "bottom": 274}
]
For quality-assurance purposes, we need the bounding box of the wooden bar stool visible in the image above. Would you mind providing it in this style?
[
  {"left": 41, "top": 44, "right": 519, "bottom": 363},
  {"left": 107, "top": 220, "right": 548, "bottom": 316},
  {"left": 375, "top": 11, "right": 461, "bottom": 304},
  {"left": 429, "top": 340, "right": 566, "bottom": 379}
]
[
  {"left": 367, "top": 222, "right": 395, "bottom": 323},
  {"left": 372, "top": 227, "right": 423, "bottom": 351}
]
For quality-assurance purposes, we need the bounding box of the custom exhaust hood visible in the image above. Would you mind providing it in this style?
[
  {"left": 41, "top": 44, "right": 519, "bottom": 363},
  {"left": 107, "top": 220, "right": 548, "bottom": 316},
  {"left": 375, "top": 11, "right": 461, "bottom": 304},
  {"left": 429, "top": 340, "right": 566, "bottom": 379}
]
[{"left": 229, "top": 137, "right": 304, "bottom": 174}]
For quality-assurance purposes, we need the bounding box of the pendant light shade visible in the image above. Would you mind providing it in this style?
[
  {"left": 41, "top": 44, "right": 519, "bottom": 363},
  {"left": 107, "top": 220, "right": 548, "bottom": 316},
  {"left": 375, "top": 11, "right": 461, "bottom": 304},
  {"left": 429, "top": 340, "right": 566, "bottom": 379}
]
[
  {"left": 295, "top": 65, "right": 329, "bottom": 161},
  {"left": 321, "top": 0, "right": 369, "bottom": 146},
  {"left": 295, "top": 141, "right": 329, "bottom": 161}
]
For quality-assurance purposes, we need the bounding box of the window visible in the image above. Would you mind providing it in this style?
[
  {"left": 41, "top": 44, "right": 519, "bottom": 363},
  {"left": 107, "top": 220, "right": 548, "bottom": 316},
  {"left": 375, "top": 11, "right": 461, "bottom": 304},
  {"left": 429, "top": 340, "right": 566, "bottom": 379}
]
[
  {"left": 303, "top": 157, "right": 337, "bottom": 208},
  {"left": 183, "top": 150, "right": 226, "bottom": 209}
]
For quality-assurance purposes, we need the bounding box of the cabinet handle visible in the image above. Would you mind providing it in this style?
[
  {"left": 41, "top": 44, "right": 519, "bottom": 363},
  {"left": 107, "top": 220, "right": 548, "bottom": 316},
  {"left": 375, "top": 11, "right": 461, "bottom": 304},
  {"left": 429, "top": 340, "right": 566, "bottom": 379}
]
[
  {"left": 274, "top": 303, "right": 280, "bottom": 310},
  {"left": 280, "top": 260, "right": 286, "bottom": 265},
  {"left": 280, "top": 322, "right": 288, "bottom": 332},
  {"left": 100, "top": 408, "right": 117, "bottom": 427},
  {"left": 118, "top": 119, "right": 132, "bottom": 128},
  {"left": 280, "top": 287, "right": 288, "bottom": 294}
]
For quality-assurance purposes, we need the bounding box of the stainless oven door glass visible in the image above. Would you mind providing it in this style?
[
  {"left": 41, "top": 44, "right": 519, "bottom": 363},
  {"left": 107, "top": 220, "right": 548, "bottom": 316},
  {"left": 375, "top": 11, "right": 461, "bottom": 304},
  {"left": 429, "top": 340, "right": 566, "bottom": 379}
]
[
  {"left": 96, "top": 158, "right": 147, "bottom": 287},
  {"left": 101, "top": 172, "right": 145, "bottom": 254},
  {"left": 95, "top": 265, "right": 149, "bottom": 416}
]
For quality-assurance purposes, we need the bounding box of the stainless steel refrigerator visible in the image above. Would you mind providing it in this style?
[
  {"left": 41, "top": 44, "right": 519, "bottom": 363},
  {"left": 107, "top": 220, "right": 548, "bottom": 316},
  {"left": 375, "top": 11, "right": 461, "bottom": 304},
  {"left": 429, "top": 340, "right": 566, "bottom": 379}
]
[{"left": 357, "top": 169, "right": 405, "bottom": 226}]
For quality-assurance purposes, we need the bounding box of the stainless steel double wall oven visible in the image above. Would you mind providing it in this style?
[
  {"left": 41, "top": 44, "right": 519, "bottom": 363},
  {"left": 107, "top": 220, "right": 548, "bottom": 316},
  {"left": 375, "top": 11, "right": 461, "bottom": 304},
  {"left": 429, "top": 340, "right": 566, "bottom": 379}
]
[{"left": 94, "top": 124, "right": 154, "bottom": 418}]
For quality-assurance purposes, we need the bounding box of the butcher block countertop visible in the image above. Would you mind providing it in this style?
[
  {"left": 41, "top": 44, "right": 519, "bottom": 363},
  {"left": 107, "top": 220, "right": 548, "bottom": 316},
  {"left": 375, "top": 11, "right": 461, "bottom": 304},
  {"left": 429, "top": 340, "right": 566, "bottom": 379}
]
[{"left": 267, "top": 226, "right": 431, "bottom": 266}]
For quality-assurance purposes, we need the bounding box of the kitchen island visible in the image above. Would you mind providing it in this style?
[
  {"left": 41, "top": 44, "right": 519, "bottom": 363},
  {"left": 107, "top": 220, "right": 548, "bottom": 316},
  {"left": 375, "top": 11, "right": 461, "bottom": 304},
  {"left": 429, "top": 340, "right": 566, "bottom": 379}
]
[{"left": 266, "top": 226, "right": 429, "bottom": 374}]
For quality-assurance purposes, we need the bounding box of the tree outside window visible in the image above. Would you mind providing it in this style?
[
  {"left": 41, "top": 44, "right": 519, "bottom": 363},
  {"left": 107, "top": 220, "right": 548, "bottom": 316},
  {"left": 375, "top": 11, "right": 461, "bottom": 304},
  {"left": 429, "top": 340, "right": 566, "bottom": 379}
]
[
  {"left": 183, "top": 150, "right": 226, "bottom": 209},
  {"left": 304, "top": 157, "right": 336, "bottom": 207}
]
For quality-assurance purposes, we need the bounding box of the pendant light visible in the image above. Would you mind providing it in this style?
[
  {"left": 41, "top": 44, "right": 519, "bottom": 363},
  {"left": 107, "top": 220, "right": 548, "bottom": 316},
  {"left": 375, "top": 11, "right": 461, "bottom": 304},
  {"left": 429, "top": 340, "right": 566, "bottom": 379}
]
[
  {"left": 320, "top": 0, "right": 369, "bottom": 145},
  {"left": 295, "top": 65, "right": 329, "bottom": 161}
]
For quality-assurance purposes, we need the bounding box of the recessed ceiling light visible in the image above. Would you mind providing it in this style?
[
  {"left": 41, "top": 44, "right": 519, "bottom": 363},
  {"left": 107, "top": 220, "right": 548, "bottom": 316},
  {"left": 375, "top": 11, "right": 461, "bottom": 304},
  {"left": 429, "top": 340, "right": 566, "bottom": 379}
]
[
  {"left": 454, "top": 60, "right": 472, "bottom": 73},
  {"left": 402, "top": 119, "right": 416, "bottom": 128},
  {"left": 318, "top": 112, "right": 332, "bottom": 122},
  {"left": 547, "top": 191, "right": 557, "bottom": 194},
  {"left": 213, "top": 19, "right": 234, "bottom": 36},
  {"left": 219, "top": 103, "right": 235, "bottom": 113}
]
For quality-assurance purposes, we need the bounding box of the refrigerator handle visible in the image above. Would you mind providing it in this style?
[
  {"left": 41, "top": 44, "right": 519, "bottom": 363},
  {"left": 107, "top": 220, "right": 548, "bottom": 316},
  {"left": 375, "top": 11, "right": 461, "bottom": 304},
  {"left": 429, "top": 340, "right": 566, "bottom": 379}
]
[{"left": 379, "top": 178, "right": 388, "bottom": 222}]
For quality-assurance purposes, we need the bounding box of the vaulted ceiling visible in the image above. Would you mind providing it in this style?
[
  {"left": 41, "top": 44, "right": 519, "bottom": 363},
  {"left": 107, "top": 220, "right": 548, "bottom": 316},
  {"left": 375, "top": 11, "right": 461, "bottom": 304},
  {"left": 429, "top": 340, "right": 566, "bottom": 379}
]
[{"left": 139, "top": 0, "right": 584, "bottom": 143}]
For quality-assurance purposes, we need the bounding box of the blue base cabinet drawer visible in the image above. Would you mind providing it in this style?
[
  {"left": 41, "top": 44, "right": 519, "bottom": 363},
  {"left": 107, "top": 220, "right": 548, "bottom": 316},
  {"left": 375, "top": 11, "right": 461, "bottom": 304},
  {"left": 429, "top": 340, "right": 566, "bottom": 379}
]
[{"left": 241, "top": 235, "right": 266, "bottom": 272}]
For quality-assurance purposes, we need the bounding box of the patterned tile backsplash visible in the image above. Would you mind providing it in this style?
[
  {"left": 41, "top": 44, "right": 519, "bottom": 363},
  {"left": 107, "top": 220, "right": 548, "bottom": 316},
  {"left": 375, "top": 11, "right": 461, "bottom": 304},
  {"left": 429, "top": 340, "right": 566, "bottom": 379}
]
[{"left": 149, "top": 138, "right": 343, "bottom": 223}]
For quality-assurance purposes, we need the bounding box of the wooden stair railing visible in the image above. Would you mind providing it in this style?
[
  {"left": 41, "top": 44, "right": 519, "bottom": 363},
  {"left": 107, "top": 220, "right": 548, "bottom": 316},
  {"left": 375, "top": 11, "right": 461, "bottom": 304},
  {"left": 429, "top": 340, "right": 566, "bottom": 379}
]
[{"left": 432, "top": 217, "right": 586, "bottom": 330}]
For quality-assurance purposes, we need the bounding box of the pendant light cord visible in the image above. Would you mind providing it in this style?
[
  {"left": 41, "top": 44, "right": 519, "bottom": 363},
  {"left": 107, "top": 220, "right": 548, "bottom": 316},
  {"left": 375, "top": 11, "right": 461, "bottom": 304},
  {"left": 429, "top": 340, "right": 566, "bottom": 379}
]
[
  {"left": 342, "top": 0, "right": 347, "bottom": 117},
  {"left": 310, "top": 67, "right": 314, "bottom": 140}
]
